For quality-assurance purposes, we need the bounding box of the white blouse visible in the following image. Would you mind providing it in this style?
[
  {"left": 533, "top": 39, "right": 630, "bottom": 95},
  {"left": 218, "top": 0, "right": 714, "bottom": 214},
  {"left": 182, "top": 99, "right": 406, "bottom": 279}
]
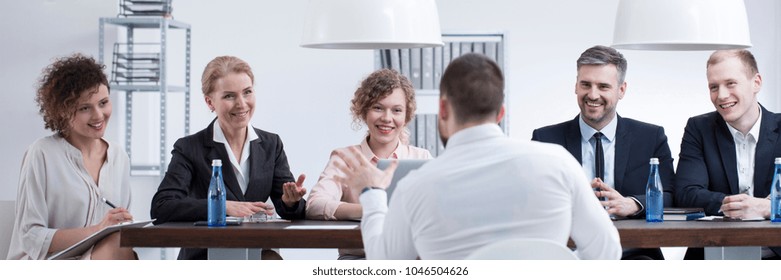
[{"left": 7, "top": 135, "right": 131, "bottom": 260}]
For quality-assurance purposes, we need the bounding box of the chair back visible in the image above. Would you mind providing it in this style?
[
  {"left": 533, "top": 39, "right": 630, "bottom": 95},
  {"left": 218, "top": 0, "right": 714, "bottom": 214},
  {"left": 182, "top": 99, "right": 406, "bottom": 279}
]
[{"left": 466, "top": 238, "right": 579, "bottom": 260}]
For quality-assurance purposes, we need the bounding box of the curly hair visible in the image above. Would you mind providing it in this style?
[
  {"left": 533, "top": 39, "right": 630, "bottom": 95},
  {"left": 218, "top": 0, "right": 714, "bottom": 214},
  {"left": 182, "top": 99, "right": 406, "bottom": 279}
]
[
  {"left": 35, "top": 54, "right": 109, "bottom": 137},
  {"left": 350, "top": 69, "right": 416, "bottom": 130}
]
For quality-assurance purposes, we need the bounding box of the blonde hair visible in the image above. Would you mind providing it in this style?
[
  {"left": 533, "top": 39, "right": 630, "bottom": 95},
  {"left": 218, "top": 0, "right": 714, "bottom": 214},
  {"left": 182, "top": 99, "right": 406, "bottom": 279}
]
[{"left": 201, "top": 56, "right": 254, "bottom": 95}]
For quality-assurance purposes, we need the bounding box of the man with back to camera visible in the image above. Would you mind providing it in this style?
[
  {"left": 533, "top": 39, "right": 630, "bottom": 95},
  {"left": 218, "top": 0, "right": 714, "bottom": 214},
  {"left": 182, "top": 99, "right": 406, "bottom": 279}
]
[
  {"left": 331, "top": 53, "right": 622, "bottom": 260},
  {"left": 532, "top": 45, "right": 674, "bottom": 260},
  {"left": 676, "top": 49, "right": 781, "bottom": 259}
]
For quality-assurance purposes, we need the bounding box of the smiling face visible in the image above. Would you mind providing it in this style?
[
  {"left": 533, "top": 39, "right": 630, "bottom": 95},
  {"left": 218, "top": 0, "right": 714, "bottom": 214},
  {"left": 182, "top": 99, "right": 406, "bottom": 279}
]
[
  {"left": 707, "top": 55, "right": 762, "bottom": 131},
  {"left": 575, "top": 64, "right": 626, "bottom": 130},
  {"left": 205, "top": 72, "right": 255, "bottom": 133},
  {"left": 365, "top": 88, "right": 407, "bottom": 150},
  {"left": 67, "top": 84, "right": 111, "bottom": 143}
]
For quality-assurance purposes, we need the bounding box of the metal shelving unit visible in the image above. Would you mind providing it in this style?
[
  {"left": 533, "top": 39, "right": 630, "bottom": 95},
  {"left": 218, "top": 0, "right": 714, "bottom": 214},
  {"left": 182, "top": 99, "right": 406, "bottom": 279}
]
[{"left": 98, "top": 17, "right": 191, "bottom": 176}]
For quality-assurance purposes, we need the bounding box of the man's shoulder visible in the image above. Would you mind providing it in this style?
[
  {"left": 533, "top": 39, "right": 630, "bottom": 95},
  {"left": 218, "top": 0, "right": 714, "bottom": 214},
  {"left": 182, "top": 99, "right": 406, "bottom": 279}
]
[
  {"left": 683, "top": 111, "right": 721, "bottom": 128},
  {"left": 534, "top": 119, "right": 576, "bottom": 133},
  {"left": 764, "top": 107, "right": 781, "bottom": 123},
  {"left": 617, "top": 117, "right": 667, "bottom": 136},
  {"left": 619, "top": 116, "right": 661, "bottom": 128},
  {"left": 516, "top": 139, "right": 576, "bottom": 158},
  {"left": 532, "top": 118, "right": 577, "bottom": 141}
]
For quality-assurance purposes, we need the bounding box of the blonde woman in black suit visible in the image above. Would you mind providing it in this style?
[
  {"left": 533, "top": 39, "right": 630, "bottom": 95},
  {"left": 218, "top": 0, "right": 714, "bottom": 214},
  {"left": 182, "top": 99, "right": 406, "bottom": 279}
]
[{"left": 151, "top": 56, "right": 307, "bottom": 260}]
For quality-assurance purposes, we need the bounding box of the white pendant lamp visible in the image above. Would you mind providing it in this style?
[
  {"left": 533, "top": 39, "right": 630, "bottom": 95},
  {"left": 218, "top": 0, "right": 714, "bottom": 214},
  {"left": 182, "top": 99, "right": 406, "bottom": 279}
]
[
  {"left": 300, "top": 0, "right": 444, "bottom": 49},
  {"left": 612, "top": 0, "right": 752, "bottom": 51}
]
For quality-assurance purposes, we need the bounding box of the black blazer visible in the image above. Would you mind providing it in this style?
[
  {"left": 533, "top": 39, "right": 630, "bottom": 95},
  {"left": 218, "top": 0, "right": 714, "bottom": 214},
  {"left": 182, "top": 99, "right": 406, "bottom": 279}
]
[
  {"left": 151, "top": 120, "right": 306, "bottom": 259},
  {"left": 675, "top": 105, "right": 781, "bottom": 215},
  {"left": 532, "top": 115, "right": 675, "bottom": 218}
]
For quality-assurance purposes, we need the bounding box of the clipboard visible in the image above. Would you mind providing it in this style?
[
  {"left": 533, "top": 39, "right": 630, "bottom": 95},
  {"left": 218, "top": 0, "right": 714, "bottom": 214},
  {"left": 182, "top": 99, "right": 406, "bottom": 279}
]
[{"left": 47, "top": 219, "right": 154, "bottom": 260}]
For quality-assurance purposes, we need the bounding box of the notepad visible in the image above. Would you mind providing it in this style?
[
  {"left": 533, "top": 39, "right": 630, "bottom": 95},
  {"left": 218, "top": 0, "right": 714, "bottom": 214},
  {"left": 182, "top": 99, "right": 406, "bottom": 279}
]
[
  {"left": 47, "top": 219, "right": 154, "bottom": 260},
  {"left": 663, "top": 208, "right": 705, "bottom": 221}
]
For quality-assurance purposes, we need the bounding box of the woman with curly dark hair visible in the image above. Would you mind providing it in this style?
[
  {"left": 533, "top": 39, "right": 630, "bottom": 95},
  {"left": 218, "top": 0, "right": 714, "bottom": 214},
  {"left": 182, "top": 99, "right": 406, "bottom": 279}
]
[
  {"left": 305, "top": 69, "right": 431, "bottom": 259},
  {"left": 7, "top": 54, "right": 135, "bottom": 260}
]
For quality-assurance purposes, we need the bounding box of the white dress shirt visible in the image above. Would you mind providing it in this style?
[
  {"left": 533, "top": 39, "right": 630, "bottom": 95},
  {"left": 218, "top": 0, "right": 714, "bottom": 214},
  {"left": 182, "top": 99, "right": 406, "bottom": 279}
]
[
  {"left": 725, "top": 109, "right": 762, "bottom": 196},
  {"left": 8, "top": 135, "right": 131, "bottom": 259},
  {"left": 579, "top": 114, "right": 617, "bottom": 188},
  {"left": 213, "top": 121, "right": 259, "bottom": 195},
  {"left": 724, "top": 109, "right": 774, "bottom": 258},
  {"left": 359, "top": 124, "right": 622, "bottom": 260}
]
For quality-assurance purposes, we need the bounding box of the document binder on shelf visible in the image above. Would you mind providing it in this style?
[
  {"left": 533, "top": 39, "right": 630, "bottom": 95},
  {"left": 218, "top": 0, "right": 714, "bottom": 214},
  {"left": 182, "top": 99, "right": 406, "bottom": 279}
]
[{"left": 119, "top": 0, "right": 173, "bottom": 18}]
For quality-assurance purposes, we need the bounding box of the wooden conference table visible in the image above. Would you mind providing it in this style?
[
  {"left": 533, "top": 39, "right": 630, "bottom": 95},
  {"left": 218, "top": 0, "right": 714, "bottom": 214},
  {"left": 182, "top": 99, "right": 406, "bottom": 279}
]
[{"left": 120, "top": 219, "right": 781, "bottom": 260}]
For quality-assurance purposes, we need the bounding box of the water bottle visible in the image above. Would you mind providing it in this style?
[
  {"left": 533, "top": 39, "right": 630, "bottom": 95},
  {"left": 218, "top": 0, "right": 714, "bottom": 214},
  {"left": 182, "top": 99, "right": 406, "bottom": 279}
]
[
  {"left": 770, "top": 158, "right": 781, "bottom": 222},
  {"left": 645, "top": 158, "right": 663, "bottom": 222},
  {"left": 208, "top": 159, "right": 227, "bottom": 227}
]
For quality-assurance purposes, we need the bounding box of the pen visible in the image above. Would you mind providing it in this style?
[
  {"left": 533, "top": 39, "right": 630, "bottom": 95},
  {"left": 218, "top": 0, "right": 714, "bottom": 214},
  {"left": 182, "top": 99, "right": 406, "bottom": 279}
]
[{"left": 102, "top": 197, "right": 118, "bottom": 209}]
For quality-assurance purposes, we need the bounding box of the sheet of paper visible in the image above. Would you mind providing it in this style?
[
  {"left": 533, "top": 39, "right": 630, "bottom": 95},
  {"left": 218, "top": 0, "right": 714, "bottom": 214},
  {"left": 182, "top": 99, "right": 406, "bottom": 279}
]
[
  {"left": 697, "top": 216, "right": 765, "bottom": 221},
  {"left": 285, "top": 225, "right": 358, "bottom": 230}
]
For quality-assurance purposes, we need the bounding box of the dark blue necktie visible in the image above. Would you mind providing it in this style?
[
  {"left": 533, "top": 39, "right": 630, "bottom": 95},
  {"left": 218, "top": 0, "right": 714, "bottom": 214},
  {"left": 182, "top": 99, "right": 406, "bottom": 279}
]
[{"left": 594, "top": 132, "right": 604, "bottom": 180}]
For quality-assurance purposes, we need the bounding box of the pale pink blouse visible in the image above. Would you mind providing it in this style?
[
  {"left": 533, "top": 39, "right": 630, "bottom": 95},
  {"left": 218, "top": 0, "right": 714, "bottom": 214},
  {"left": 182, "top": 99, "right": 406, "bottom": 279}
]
[{"left": 306, "top": 138, "right": 432, "bottom": 220}]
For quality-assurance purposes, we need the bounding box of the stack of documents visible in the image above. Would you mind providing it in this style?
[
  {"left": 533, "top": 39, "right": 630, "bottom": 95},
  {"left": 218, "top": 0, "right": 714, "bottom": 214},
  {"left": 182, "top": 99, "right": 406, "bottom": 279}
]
[{"left": 119, "top": 0, "right": 173, "bottom": 17}]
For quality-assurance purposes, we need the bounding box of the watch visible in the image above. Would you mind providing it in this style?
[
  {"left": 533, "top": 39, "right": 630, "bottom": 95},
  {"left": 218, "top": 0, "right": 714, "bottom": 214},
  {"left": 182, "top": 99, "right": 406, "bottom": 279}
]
[{"left": 361, "top": 186, "right": 384, "bottom": 194}]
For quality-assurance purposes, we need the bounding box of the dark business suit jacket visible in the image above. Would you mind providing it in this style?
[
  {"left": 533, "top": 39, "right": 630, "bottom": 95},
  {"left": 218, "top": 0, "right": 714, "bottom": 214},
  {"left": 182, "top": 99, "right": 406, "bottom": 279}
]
[
  {"left": 151, "top": 120, "right": 306, "bottom": 260},
  {"left": 532, "top": 115, "right": 675, "bottom": 217},
  {"left": 675, "top": 105, "right": 781, "bottom": 215}
]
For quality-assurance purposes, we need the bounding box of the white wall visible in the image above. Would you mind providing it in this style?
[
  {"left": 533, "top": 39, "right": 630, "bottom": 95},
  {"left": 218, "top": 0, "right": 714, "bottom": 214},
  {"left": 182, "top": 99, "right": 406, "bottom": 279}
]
[
  {"left": 0, "top": 0, "right": 117, "bottom": 202},
  {"left": 0, "top": 0, "right": 778, "bottom": 259}
]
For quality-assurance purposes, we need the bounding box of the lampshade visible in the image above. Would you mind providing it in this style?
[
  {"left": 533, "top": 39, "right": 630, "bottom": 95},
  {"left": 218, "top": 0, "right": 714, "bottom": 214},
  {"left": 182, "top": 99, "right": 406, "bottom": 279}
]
[
  {"left": 612, "top": 0, "right": 751, "bottom": 51},
  {"left": 300, "top": 0, "right": 444, "bottom": 49}
]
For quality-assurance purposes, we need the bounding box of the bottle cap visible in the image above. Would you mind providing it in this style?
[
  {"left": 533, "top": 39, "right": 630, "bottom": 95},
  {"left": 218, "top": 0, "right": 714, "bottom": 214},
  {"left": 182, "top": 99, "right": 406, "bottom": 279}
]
[
  {"left": 775, "top": 158, "right": 781, "bottom": 164},
  {"left": 212, "top": 159, "right": 222, "bottom": 166},
  {"left": 649, "top": 158, "right": 659, "bottom": 164}
]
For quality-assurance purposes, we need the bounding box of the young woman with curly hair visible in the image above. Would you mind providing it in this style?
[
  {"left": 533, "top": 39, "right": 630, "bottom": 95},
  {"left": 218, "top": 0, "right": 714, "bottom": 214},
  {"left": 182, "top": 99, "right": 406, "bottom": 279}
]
[
  {"left": 305, "top": 69, "right": 431, "bottom": 259},
  {"left": 7, "top": 54, "right": 135, "bottom": 260}
]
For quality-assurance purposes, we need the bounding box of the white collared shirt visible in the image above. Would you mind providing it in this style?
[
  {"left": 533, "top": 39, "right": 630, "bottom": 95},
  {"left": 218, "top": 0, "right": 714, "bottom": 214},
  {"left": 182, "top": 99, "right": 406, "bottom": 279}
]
[
  {"left": 213, "top": 121, "right": 259, "bottom": 195},
  {"left": 359, "top": 124, "right": 621, "bottom": 260},
  {"left": 579, "top": 114, "right": 618, "bottom": 189},
  {"left": 725, "top": 109, "right": 762, "bottom": 196}
]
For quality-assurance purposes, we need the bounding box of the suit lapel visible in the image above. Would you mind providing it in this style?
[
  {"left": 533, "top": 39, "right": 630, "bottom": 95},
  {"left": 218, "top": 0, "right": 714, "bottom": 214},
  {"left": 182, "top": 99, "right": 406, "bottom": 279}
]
[
  {"left": 566, "top": 116, "right": 583, "bottom": 164},
  {"left": 244, "top": 132, "right": 267, "bottom": 202},
  {"left": 714, "top": 115, "right": 739, "bottom": 195},
  {"left": 204, "top": 120, "right": 246, "bottom": 201},
  {"left": 753, "top": 106, "right": 779, "bottom": 198},
  {"left": 614, "top": 116, "right": 630, "bottom": 192}
]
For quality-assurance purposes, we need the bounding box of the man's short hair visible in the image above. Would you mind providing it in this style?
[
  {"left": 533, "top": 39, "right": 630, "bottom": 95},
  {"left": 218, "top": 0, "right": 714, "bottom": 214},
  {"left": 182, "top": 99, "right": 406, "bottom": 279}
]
[
  {"left": 706, "top": 49, "right": 759, "bottom": 78},
  {"left": 577, "top": 45, "right": 628, "bottom": 84},
  {"left": 439, "top": 53, "right": 504, "bottom": 124}
]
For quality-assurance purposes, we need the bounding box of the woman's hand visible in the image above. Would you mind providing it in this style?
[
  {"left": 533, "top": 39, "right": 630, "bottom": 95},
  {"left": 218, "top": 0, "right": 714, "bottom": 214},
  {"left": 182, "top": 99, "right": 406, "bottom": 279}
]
[
  {"left": 282, "top": 174, "right": 307, "bottom": 207},
  {"left": 226, "top": 201, "right": 274, "bottom": 217},
  {"left": 97, "top": 208, "right": 133, "bottom": 229}
]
